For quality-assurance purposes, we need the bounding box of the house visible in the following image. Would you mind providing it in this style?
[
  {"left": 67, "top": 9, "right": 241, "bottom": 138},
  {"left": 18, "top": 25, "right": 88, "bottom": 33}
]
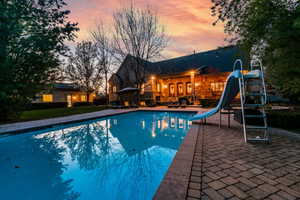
[
  {"left": 109, "top": 46, "right": 248, "bottom": 106},
  {"left": 33, "top": 83, "right": 96, "bottom": 107}
]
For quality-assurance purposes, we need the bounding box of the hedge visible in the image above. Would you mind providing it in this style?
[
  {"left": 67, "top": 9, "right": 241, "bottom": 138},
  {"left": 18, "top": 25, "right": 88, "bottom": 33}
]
[
  {"left": 28, "top": 102, "right": 68, "bottom": 110},
  {"left": 199, "top": 99, "right": 218, "bottom": 108},
  {"left": 267, "top": 110, "right": 300, "bottom": 129},
  {"left": 73, "top": 102, "right": 93, "bottom": 107}
]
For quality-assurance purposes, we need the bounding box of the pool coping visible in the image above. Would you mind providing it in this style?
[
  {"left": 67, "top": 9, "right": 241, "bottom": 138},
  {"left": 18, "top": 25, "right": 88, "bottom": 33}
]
[
  {"left": 0, "top": 109, "right": 137, "bottom": 135},
  {"left": 153, "top": 120, "right": 200, "bottom": 199}
]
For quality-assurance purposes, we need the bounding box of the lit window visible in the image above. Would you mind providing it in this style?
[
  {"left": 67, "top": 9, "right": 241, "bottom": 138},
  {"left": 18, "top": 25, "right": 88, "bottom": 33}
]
[
  {"left": 169, "top": 84, "right": 175, "bottom": 96},
  {"left": 141, "top": 84, "right": 145, "bottom": 94},
  {"left": 157, "top": 83, "right": 161, "bottom": 92},
  {"left": 177, "top": 83, "right": 183, "bottom": 95},
  {"left": 211, "top": 82, "right": 225, "bottom": 92},
  {"left": 81, "top": 95, "right": 87, "bottom": 102},
  {"left": 113, "top": 86, "right": 117, "bottom": 93},
  {"left": 42, "top": 94, "right": 53, "bottom": 102},
  {"left": 186, "top": 83, "right": 192, "bottom": 95}
]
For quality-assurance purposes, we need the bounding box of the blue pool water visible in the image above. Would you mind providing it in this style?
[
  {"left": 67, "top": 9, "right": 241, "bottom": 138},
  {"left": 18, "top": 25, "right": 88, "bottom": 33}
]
[{"left": 0, "top": 111, "right": 194, "bottom": 200}]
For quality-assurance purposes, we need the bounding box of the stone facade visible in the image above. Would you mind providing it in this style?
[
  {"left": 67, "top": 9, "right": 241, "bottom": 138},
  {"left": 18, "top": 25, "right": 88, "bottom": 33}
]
[{"left": 110, "top": 70, "right": 229, "bottom": 105}]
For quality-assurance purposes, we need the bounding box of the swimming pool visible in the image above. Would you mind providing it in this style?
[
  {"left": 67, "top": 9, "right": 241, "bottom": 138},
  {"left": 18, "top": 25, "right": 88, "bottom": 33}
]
[{"left": 0, "top": 111, "right": 194, "bottom": 200}]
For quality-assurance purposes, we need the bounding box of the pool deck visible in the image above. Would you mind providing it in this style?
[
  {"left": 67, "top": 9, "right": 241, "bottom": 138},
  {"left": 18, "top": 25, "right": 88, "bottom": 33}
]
[
  {"left": 155, "top": 111, "right": 300, "bottom": 200},
  {"left": 1, "top": 107, "right": 300, "bottom": 200}
]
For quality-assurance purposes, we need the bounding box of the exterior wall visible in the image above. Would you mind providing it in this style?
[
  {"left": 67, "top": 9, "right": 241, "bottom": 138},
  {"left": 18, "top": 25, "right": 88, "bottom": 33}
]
[
  {"left": 149, "top": 72, "right": 229, "bottom": 104},
  {"left": 34, "top": 91, "right": 95, "bottom": 104},
  {"left": 109, "top": 71, "right": 230, "bottom": 105}
]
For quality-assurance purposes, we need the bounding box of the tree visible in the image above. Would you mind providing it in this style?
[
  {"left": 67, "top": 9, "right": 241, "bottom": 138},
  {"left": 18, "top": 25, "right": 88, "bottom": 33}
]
[
  {"left": 90, "top": 23, "right": 116, "bottom": 104},
  {"left": 0, "top": 0, "right": 78, "bottom": 121},
  {"left": 64, "top": 41, "right": 103, "bottom": 102},
  {"left": 211, "top": 0, "right": 300, "bottom": 102},
  {"left": 112, "top": 5, "right": 169, "bottom": 101}
]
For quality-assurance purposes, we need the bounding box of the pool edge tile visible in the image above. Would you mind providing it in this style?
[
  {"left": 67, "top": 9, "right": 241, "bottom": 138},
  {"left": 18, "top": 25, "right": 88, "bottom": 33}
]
[{"left": 154, "top": 124, "right": 199, "bottom": 200}]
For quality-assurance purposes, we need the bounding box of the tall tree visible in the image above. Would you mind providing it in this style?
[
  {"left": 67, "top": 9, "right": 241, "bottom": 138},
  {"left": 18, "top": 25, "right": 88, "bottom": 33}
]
[
  {"left": 90, "top": 23, "right": 116, "bottom": 103},
  {"left": 112, "top": 5, "right": 169, "bottom": 99},
  {"left": 64, "top": 41, "right": 103, "bottom": 102},
  {"left": 0, "top": 0, "right": 78, "bottom": 121},
  {"left": 211, "top": 0, "right": 300, "bottom": 102}
]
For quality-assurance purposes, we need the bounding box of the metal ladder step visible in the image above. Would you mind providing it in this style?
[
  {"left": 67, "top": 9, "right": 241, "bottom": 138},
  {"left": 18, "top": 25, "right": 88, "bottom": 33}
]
[
  {"left": 247, "top": 81, "right": 263, "bottom": 86},
  {"left": 245, "top": 114, "right": 266, "bottom": 118},
  {"left": 246, "top": 92, "right": 265, "bottom": 96},
  {"left": 246, "top": 125, "right": 268, "bottom": 130},
  {"left": 244, "top": 104, "right": 264, "bottom": 108},
  {"left": 247, "top": 137, "right": 270, "bottom": 143}
]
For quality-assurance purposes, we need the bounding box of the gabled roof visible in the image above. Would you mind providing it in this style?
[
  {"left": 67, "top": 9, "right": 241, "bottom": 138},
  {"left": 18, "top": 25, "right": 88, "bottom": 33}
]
[
  {"left": 146, "top": 45, "right": 248, "bottom": 75},
  {"left": 111, "top": 45, "right": 249, "bottom": 83}
]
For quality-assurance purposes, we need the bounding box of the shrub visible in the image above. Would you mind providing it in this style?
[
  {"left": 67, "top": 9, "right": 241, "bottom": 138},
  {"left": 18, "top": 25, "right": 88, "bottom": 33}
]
[
  {"left": 73, "top": 102, "right": 93, "bottom": 107},
  {"left": 267, "top": 110, "right": 300, "bottom": 130},
  {"left": 93, "top": 96, "right": 108, "bottom": 105},
  {"left": 28, "top": 102, "right": 68, "bottom": 110},
  {"left": 199, "top": 99, "right": 218, "bottom": 108},
  {"left": 110, "top": 101, "right": 121, "bottom": 106}
]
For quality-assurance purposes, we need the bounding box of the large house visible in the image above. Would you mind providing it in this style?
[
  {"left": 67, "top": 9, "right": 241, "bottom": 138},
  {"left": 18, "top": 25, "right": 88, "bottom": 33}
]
[{"left": 109, "top": 46, "right": 248, "bottom": 106}]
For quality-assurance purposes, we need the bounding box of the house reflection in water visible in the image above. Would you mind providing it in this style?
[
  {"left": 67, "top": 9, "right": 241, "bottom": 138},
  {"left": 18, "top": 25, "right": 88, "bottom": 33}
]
[{"left": 108, "top": 112, "right": 192, "bottom": 156}]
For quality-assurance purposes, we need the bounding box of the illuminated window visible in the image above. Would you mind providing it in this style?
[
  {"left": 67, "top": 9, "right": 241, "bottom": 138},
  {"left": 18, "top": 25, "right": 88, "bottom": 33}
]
[
  {"left": 113, "top": 86, "right": 117, "bottom": 93},
  {"left": 80, "top": 95, "right": 87, "bottom": 102},
  {"left": 211, "top": 82, "right": 225, "bottom": 92},
  {"left": 124, "top": 101, "right": 129, "bottom": 106},
  {"left": 42, "top": 94, "right": 53, "bottom": 102},
  {"left": 169, "top": 84, "right": 175, "bottom": 96},
  {"left": 157, "top": 83, "right": 161, "bottom": 92},
  {"left": 141, "top": 84, "right": 145, "bottom": 94},
  {"left": 186, "top": 83, "right": 192, "bottom": 95},
  {"left": 177, "top": 83, "right": 184, "bottom": 95}
]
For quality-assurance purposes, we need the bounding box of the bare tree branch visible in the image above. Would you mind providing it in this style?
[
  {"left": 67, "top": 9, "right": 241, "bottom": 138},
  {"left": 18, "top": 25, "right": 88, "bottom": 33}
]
[{"left": 63, "top": 41, "right": 103, "bottom": 101}]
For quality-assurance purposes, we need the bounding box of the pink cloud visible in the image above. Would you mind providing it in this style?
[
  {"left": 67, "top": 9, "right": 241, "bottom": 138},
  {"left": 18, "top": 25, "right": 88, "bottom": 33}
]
[{"left": 65, "top": 0, "right": 227, "bottom": 58}]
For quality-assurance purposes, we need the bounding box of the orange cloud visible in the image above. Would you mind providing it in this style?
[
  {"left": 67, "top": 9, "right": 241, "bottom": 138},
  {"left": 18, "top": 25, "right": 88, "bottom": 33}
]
[{"left": 65, "top": 0, "right": 227, "bottom": 59}]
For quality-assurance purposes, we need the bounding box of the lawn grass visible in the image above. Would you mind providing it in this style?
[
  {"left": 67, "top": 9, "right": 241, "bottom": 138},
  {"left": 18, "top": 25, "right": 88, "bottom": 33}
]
[{"left": 17, "top": 105, "right": 108, "bottom": 122}]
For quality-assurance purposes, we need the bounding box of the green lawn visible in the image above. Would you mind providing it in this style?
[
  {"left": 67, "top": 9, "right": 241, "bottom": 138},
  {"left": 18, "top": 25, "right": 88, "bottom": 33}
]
[{"left": 17, "top": 105, "right": 108, "bottom": 122}]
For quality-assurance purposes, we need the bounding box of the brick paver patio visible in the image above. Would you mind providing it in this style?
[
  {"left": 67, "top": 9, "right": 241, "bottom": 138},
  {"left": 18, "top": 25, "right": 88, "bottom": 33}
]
[{"left": 187, "top": 116, "right": 300, "bottom": 200}]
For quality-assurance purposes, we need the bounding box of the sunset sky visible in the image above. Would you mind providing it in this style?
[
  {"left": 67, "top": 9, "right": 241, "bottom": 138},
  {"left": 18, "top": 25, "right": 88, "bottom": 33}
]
[{"left": 65, "top": 0, "right": 227, "bottom": 59}]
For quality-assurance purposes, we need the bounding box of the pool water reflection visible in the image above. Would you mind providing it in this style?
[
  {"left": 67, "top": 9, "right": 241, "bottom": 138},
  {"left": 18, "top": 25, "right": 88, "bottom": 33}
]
[{"left": 0, "top": 111, "right": 194, "bottom": 200}]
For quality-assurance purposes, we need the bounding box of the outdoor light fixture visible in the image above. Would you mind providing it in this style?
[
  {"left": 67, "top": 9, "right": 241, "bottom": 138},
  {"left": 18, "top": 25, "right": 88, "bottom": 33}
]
[{"left": 151, "top": 76, "right": 155, "bottom": 80}]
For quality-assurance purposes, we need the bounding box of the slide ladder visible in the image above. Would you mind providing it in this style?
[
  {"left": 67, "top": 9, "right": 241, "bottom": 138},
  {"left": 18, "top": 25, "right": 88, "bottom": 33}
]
[{"left": 238, "top": 59, "right": 270, "bottom": 143}]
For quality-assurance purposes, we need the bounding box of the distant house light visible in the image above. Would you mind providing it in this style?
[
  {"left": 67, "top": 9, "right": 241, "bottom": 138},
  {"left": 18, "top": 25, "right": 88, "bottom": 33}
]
[
  {"left": 42, "top": 94, "right": 53, "bottom": 102},
  {"left": 157, "top": 83, "right": 161, "bottom": 92},
  {"left": 80, "top": 95, "right": 87, "bottom": 102}
]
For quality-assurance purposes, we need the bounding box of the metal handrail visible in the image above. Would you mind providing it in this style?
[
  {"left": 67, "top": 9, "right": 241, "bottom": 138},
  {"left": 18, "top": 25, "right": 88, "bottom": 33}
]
[{"left": 250, "top": 59, "right": 267, "bottom": 104}]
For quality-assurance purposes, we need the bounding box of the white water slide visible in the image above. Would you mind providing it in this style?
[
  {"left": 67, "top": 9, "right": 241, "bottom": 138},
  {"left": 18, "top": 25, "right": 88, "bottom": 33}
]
[
  {"left": 191, "top": 59, "right": 270, "bottom": 143},
  {"left": 190, "top": 69, "right": 242, "bottom": 121}
]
